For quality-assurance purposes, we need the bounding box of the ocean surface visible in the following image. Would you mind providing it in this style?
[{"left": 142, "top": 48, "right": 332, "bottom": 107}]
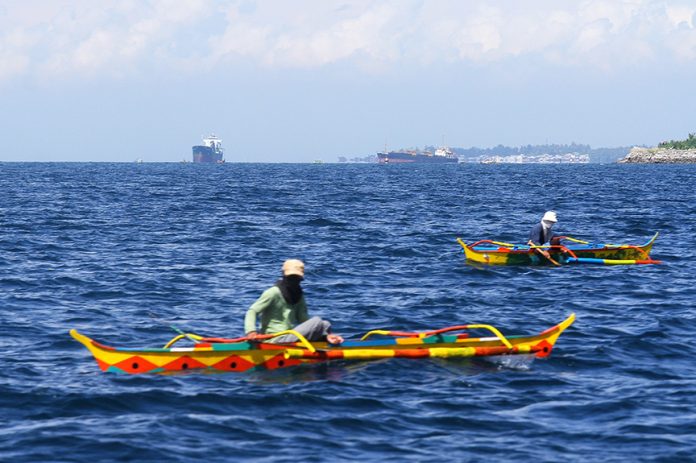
[{"left": 1, "top": 162, "right": 695, "bottom": 462}]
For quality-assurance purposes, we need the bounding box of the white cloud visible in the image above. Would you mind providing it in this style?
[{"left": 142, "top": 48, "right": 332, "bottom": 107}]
[
  {"left": 0, "top": 28, "right": 35, "bottom": 80},
  {"left": 1, "top": 0, "right": 696, "bottom": 82},
  {"left": 1, "top": 0, "right": 214, "bottom": 80},
  {"left": 208, "top": 2, "right": 407, "bottom": 69},
  {"left": 206, "top": 0, "right": 696, "bottom": 71},
  {"left": 665, "top": 4, "right": 695, "bottom": 26}
]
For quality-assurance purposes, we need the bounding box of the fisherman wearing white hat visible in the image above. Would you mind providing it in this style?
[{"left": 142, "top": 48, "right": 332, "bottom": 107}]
[
  {"left": 528, "top": 211, "right": 561, "bottom": 263},
  {"left": 244, "top": 259, "right": 344, "bottom": 344}
]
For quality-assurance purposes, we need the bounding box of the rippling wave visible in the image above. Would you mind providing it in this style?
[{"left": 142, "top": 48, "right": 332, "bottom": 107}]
[{"left": 1, "top": 163, "right": 695, "bottom": 462}]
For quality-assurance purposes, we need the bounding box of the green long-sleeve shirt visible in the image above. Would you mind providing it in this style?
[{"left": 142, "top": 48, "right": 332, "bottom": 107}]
[{"left": 244, "top": 286, "right": 309, "bottom": 334}]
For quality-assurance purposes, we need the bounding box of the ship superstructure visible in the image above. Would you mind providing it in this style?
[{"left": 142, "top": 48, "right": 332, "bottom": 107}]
[{"left": 192, "top": 134, "right": 225, "bottom": 163}]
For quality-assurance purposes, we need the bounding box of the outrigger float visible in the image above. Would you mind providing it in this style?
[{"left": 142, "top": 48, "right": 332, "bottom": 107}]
[
  {"left": 457, "top": 233, "right": 661, "bottom": 266},
  {"left": 70, "top": 314, "right": 575, "bottom": 374}
]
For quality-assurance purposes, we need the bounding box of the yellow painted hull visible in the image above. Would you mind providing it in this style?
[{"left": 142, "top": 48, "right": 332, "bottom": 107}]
[
  {"left": 459, "top": 234, "right": 658, "bottom": 265},
  {"left": 70, "top": 314, "right": 575, "bottom": 374}
]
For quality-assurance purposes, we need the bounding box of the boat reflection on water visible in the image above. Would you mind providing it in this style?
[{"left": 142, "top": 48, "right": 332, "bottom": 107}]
[
  {"left": 421, "top": 354, "right": 537, "bottom": 378},
  {"left": 245, "top": 354, "right": 537, "bottom": 383},
  {"left": 243, "top": 359, "right": 379, "bottom": 384}
]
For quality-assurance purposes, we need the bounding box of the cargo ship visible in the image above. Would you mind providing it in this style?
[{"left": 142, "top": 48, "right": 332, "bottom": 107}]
[
  {"left": 192, "top": 134, "right": 225, "bottom": 163},
  {"left": 377, "top": 147, "right": 458, "bottom": 163}
]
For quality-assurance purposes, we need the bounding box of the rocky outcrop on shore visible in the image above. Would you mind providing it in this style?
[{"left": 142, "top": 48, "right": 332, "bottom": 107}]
[{"left": 618, "top": 147, "right": 696, "bottom": 163}]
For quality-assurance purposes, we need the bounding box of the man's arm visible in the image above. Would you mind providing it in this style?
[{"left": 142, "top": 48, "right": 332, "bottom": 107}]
[
  {"left": 244, "top": 288, "right": 275, "bottom": 335},
  {"left": 296, "top": 298, "right": 309, "bottom": 324},
  {"left": 528, "top": 225, "right": 556, "bottom": 263}
]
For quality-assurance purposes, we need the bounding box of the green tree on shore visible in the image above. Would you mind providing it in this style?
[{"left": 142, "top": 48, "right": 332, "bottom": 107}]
[{"left": 658, "top": 133, "right": 696, "bottom": 149}]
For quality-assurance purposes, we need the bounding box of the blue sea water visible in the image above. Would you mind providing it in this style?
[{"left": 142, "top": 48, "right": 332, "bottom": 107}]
[{"left": 1, "top": 162, "right": 695, "bottom": 462}]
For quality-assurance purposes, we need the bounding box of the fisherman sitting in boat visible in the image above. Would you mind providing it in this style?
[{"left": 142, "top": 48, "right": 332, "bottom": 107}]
[
  {"left": 244, "top": 259, "right": 344, "bottom": 344},
  {"left": 528, "top": 211, "right": 563, "bottom": 262}
]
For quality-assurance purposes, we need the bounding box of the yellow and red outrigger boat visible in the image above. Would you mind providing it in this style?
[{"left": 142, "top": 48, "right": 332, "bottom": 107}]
[
  {"left": 70, "top": 314, "right": 575, "bottom": 374},
  {"left": 457, "top": 233, "right": 660, "bottom": 266}
]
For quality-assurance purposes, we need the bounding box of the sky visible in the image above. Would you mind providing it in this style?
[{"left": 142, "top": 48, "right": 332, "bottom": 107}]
[{"left": 1, "top": 0, "right": 695, "bottom": 162}]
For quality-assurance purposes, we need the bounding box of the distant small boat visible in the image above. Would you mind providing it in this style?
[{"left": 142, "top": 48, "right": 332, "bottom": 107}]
[
  {"left": 457, "top": 233, "right": 660, "bottom": 265},
  {"left": 135, "top": 158, "right": 144, "bottom": 163}
]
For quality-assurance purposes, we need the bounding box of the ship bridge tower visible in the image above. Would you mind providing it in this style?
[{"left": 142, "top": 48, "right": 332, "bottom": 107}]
[{"left": 203, "top": 134, "right": 223, "bottom": 153}]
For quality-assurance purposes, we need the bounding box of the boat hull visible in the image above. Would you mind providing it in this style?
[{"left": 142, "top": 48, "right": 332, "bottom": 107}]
[
  {"left": 192, "top": 145, "right": 223, "bottom": 163},
  {"left": 70, "top": 314, "right": 575, "bottom": 374},
  {"left": 377, "top": 152, "right": 458, "bottom": 164},
  {"left": 458, "top": 234, "right": 658, "bottom": 265}
]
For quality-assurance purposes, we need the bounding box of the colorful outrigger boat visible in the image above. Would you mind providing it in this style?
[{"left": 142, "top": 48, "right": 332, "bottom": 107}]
[
  {"left": 70, "top": 313, "right": 575, "bottom": 374},
  {"left": 457, "top": 233, "right": 660, "bottom": 266}
]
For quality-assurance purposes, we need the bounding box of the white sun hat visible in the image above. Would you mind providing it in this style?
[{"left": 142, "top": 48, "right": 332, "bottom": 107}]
[{"left": 542, "top": 211, "right": 558, "bottom": 223}]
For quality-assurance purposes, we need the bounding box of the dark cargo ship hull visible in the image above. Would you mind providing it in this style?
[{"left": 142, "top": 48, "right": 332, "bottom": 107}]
[
  {"left": 377, "top": 152, "right": 458, "bottom": 164},
  {"left": 192, "top": 146, "right": 223, "bottom": 163}
]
